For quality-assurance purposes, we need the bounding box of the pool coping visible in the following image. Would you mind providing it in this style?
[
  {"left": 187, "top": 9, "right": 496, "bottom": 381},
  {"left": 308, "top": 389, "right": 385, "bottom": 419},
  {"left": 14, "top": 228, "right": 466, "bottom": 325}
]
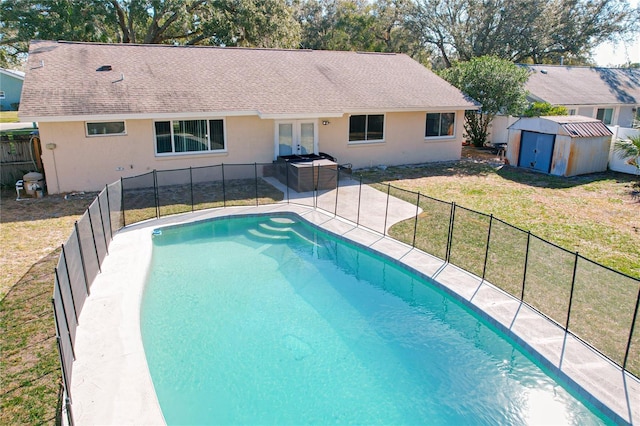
[{"left": 70, "top": 204, "right": 639, "bottom": 425}]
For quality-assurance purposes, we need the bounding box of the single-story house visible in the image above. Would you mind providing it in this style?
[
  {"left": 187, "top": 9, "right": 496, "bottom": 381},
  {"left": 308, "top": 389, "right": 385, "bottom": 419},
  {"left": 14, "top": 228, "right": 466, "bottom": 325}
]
[
  {"left": 506, "top": 115, "right": 613, "bottom": 177},
  {"left": 19, "top": 40, "right": 478, "bottom": 194},
  {"left": 0, "top": 68, "right": 25, "bottom": 111},
  {"left": 521, "top": 65, "right": 640, "bottom": 127}
]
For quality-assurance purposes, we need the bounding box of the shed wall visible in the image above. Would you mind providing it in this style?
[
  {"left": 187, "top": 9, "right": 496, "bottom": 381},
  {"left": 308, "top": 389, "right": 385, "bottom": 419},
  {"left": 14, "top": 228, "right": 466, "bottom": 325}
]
[{"left": 564, "top": 137, "right": 611, "bottom": 176}]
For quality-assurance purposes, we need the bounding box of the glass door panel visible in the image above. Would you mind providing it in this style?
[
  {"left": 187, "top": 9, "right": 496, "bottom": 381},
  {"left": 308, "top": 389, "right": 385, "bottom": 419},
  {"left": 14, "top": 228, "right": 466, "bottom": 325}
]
[
  {"left": 278, "top": 123, "right": 294, "bottom": 156},
  {"left": 275, "top": 121, "right": 317, "bottom": 158},
  {"left": 300, "top": 123, "right": 315, "bottom": 155}
]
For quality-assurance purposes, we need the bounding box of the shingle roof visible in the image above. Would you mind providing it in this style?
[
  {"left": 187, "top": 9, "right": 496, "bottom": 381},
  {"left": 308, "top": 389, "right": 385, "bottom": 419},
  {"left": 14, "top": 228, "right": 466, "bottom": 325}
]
[
  {"left": 20, "top": 40, "right": 478, "bottom": 120},
  {"left": 522, "top": 64, "right": 640, "bottom": 106}
]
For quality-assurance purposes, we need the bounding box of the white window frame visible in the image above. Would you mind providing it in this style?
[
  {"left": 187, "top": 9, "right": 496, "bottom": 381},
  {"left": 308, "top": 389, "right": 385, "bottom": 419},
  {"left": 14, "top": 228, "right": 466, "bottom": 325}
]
[
  {"left": 424, "top": 111, "right": 456, "bottom": 139},
  {"left": 347, "top": 113, "right": 386, "bottom": 144},
  {"left": 153, "top": 118, "right": 227, "bottom": 156},
  {"left": 85, "top": 121, "right": 127, "bottom": 137},
  {"left": 595, "top": 107, "right": 615, "bottom": 125}
]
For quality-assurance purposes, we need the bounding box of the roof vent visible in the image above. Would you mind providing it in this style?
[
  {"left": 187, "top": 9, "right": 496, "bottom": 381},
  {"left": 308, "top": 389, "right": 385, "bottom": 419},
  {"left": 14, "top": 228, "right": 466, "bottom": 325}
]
[
  {"left": 540, "top": 69, "right": 548, "bottom": 74},
  {"left": 97, "top": 65, "right": 112, "bottom": 72}
]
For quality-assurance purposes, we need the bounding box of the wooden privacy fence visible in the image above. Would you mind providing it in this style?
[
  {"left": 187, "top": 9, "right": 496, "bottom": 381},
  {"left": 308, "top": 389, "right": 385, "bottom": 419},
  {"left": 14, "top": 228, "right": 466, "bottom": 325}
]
[{"left": 0, "top": 133, "right": 42, "bottom": 186}]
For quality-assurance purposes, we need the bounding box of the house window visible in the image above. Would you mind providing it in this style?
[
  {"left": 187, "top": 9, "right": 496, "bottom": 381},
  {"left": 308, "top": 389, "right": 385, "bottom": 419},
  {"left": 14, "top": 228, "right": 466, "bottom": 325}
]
[
  {"left": 568, "top": 109, "right": 576, "bottom": 115},
  {"left": 596, "top": 108, "right": 613, "bottom": 125},
  {"left": 155, "top": 119, "right": 225, "bottom": 155},
  {"left": 86, "top": 121, "right": 126, "bottom": 136},
  {"left": 425, "top": 112, "right": 455, "bottom": 138},
  {"left": 349, "top": 114, "right": 384, "bottom": 142}
]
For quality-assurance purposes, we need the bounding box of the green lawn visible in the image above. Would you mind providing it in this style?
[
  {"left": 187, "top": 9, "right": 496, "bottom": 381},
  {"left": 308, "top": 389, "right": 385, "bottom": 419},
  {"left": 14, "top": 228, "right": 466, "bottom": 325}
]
[
  {"left": 2, "top": 161, "right": 638, "bottom": 424},
  {"left": 0, "top": 111, "right": 20, "bottom": 123},
  {"left": 355, "top": 161, "right": 640, "bottom": 375}
]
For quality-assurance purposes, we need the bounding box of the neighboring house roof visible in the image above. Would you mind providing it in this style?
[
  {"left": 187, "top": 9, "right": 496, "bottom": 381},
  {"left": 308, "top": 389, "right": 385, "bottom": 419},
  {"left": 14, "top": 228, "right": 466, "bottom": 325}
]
[
  {"left": 509, "top": 115, "right": 613, "bottom": 138},
  {"left": 521, "top": 64, "right": 640, "bottom": 106},
  {"left": 0, "top": 68, "right": 25, "bottom": 80},
  {"left": 20, "top": 40, "right": 479, "bottom": 121}
]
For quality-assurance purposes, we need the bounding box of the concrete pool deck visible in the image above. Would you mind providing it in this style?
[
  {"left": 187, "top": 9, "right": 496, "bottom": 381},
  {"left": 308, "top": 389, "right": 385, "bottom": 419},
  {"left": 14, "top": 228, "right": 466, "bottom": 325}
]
[{"left": 71, "top": 203, "right": 640, "bottom": 425}]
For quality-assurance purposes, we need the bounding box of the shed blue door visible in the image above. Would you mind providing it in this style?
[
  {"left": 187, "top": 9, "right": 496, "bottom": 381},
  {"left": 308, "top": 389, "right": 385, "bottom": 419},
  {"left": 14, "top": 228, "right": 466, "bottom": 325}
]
[{"left": 518, "top": 131, "right": 555, "bottom": 173}]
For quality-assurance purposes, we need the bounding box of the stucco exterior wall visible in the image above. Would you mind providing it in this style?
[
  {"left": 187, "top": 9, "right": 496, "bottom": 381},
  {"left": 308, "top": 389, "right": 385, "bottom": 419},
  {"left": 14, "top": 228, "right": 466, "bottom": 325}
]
[
  {"left": 39, "top": 111, "right": 466, "bottom": 193},
  {"left": 617, "top": 106, "right": 636, "bottom": 128},
  {"left": 318, "top": 111, "right": 464, "bottom": 169},
  {"left": 577, "top": 107, "right": 594, "bottom": 118},
  {"left": 39, "top": 116, "right": 273, "bottom": 193}
]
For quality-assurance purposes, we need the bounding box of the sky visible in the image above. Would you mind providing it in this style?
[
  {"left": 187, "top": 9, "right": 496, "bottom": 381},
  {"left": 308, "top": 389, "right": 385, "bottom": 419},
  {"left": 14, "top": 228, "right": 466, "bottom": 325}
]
[
  {"left": 594, "top": 35, "right": 640, "bottom": 66},
  {"left": 592, "top": 0, "right": 640, "bottom": 66}
]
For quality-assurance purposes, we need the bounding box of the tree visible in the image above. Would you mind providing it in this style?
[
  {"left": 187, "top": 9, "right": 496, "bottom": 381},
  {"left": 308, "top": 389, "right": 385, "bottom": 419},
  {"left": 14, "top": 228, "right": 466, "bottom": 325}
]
[
  {"left": 0, "top": 0, "right": 116, "bottom": 68},
  {"left": 613, "top": 134, "right": 640, "bottom": 176},
  {"left": 439, "top": 56, "right": 529, "bottom": 147},
  {"left": 406, "top": 0, "right": 639, "bottom": 68},
  {"left": 0, "top": 0, "right": 301, "bottom": 68},
  {"left": 298, "top": 0, "right": 385, "bottom": 51},
  {"left": 522, "top": 102, "right": 568, "bottom": 117}
]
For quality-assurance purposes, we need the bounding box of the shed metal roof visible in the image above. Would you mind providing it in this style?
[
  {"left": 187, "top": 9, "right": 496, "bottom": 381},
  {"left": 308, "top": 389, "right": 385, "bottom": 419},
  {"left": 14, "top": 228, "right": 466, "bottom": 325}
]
[{"left": 509, "top": 115, "right": 613, "bottom": 138}]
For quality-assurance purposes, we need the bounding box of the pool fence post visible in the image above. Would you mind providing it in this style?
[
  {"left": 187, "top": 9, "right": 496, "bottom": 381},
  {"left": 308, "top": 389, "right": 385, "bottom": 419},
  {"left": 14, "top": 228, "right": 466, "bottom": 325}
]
[
  {"left": 120, "top": 177, "right": 126, "bottom": 228},
  {"left": 564, "top": 252, "right": 580, "bottom": 330},
  {"left": 96, "top": 194, "right": 109, "bottom": 256},
  {"left": 74, "top": 222, "right": 90, "bottom": 296},
  {"left": 445, "top": 202, "right": 456, "bottom": 263},
  {"left": 623, "top": 285, "right": 640, "bottom": 371},
  {"left": 521, "top": 231, "right": 531, "bottom": 301},
  {"left": 334, "top": 167, "right": 339, "bottom": 217},
  {"left": 153, "top": 170, "right": 159, "bottom": 219},
  {"left": 65, "top": 395, "right": 74, "bottom": 426},
  {"left": 285, "top": 163, "right": 290, "bottom": 204},
  {"left": 383, "top": 184, "right": 391, "bottom": 236},
  {"left": 412, "top": 192, "right": 420, "bottom": 248},
  {"left": 105, "top": 184, "right": 113, "bottom": 241},
  {"left": 254, "top": 163, "right": 259, "bottom": 206},
  {"left": 221, "top": 164, "right": 227, "bottom": 208},
  {"left": 189, "top": 167, "right": 194, "bottom": 212},
  {"left": 482, "top": 214, "right": 493, "bottom": 281},
  {"left": 314, "top": 164, "right": 319, "bottom": 209},
  {"left": 60, "top": 245, "right": 79, "bottom": 325},
  {"left": 356, "top": 176, "right": 362, "bottom": 226},
  {"left": 86, "top": 208, "right": 102, "bottom": 273},
  {"left": 54, "top": 269, "right": 76, "bottom": 360}
]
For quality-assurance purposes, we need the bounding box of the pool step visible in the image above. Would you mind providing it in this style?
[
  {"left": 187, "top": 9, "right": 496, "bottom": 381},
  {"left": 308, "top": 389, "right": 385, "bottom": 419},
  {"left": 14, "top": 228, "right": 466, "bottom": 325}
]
[
  {"left": 243, "top": 219, "right": 318, "bottom": 246},
  {"left": 266, "top": 217, "right": 297, "bottom": 228},
  {"left": 246, "top": 228, "right": 291, "bottom": 241}
]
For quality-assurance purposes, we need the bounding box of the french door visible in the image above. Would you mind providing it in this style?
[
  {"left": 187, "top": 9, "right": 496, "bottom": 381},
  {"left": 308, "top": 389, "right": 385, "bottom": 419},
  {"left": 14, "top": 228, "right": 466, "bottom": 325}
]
[{"left": 275, "top": 121, "right": 317, "bottom": 158}]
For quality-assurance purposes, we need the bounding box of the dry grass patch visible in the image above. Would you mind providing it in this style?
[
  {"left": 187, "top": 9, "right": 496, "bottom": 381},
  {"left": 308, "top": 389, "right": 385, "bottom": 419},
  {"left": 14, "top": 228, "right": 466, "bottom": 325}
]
[{"left": 1, "top": 189, "right": 94, "bottom": 424}]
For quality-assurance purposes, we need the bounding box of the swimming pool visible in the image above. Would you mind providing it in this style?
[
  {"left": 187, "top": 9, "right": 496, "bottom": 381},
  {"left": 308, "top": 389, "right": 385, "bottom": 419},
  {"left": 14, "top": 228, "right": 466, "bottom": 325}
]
[{"left": 141, "top": 214, "right": 609, "bottom": 425}]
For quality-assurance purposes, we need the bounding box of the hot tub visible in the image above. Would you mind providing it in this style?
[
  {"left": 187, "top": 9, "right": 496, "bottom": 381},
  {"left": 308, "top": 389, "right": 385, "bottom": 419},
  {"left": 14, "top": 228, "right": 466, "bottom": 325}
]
[{"left": 274, "top": 153, "right": 338, "bottom": 192}]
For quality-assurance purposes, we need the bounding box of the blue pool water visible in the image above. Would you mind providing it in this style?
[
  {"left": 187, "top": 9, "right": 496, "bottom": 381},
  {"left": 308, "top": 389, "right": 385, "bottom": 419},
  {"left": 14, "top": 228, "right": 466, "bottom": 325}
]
[{"left": 141, "top": 215, "right": 609, "bottom": 425}]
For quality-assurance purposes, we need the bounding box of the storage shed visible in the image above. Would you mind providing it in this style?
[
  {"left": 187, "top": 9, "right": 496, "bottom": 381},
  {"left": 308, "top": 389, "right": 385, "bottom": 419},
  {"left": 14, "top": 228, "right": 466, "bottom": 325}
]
[{"left": 505, "top": 116, "right": 613, "bottom": 177}]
